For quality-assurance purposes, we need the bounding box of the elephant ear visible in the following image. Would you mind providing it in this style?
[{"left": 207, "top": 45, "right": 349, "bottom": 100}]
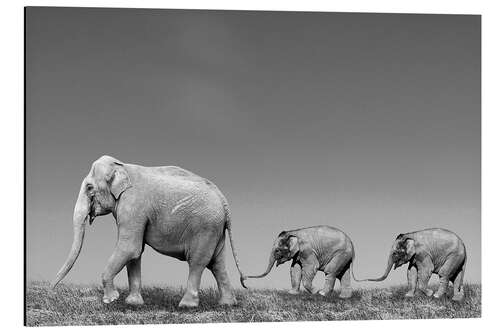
[
  {"left": 109, "top": 164, "right": 132, "bottom": 199},
  {"left": 287, "top": 236, "right": 300, "bottom": 257},
  {"left": 404, "top": 238, "right": 416, "bottom": 258}
]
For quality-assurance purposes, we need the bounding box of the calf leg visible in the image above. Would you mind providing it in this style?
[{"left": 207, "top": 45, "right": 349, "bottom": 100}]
[
  {"left": 415, "top": 256, "right": 434, "bottom": 297},
  {"left": 320, "top": 253, "right": 352, "bottom": 298},
  {"left": 434, "top": 256, "right": 460, "bottom": 299},
  {"left": 288, "top": 263, "right": 302, "bottom": 295},
  {"left": 320, "top": 271, "right": 336, "bottom": 297},
  {"left": 434, "top": 276, "right": 450, "bottom": 299},
  {"left": 339, "top": 266, "right": 353, "bottom": 299},
  {"left": 405, "top": 265, "right": 417, "bottom": 297},
  {"left": 452, "top": 268, "right": 465, "bottom": 302},
  {"left": 301, "top": 264, "right": 319, "bottom": 294}
]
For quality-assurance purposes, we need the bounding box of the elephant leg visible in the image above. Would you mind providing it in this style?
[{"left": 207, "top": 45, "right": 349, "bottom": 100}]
[
  {"left": 179, "top": 231, "right": 217, "bottom": 308},
  {"left": 434, "top": 275, "right": 450, "bottom": 299},
  {"left": 434, "top": 257, "right": 457, "bottom": 299},
  {"left": 179, "top": 263, "right": 205, "bottom": 308},
  {"left": 288, "top": 263, "right": 302, "bottom": 295},
  {"left": 102, "top": 230, "right": 143, "bottom": 304},
  {"left": 321, "top": 254, "right": 351, "bottom": 298},
  {"left": 207, "top": 246, "right": 237, "bottom": 306},
  {"left": 125, "top": 256, "right": 144, "bottom": 306},
  {"left": 301, "top": 263, "right": 319, "bottom": 294},
  {"left": 416, "top": 259, "right": 434, "bottom": 297},
  {"left": 339, "top": 266, "right": 353, "bottom": 299},
  {"left": 319, "top": 256, "right": 340, "bottom": 297},
  {"left": 319, "top": 271, "right": 336, "bottom": 297},
  {"left": 452, "top": 268, "right": 465, "bottom": 302},
  {"left": 405, "top": 265, "right": 417, "bottom": 298}
]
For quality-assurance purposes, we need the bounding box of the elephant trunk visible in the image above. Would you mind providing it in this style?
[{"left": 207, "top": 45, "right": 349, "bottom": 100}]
[
  {"left": 51, "top": 181, "right": 90, "bottom": 288},
  {"left": 366, "top": 252, "right": 394, "bottom": 282},
  {"left": 245, "top": 249, "right": 276, "bottom": 279}
]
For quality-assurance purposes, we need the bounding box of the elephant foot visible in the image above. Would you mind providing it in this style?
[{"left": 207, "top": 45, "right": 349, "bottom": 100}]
[
  {"left": 424, "top": 289, "right": 434, "bottom": 297},
  {"left": 103, "top": 289, "right": 120, "bottom": 304},
  {"left": 318, "top": 290, "right": 330, "bottom": 297},
  {"left": 433, "top": 292, "right": 445, "bottom": 299},
  {"left": 287, "top": 289, "right": 300, "bottom": 295},
  {"left": 178, "top": 293, "right": 199, "bottom": 308},
  {"left": 125, "top": 293, "right": 144, "bottom": 306},
  {"left": 452, "top": 292, "right": 465, "bottom": 302},
  {"left": 405, "top": 291, "right": 415, "bottom": 298},
  {"left": 339, "top": 288, "right": 353, "bottom": 299}
]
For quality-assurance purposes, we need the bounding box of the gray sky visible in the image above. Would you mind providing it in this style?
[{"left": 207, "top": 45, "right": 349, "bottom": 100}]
[{"left": 26, "top": 8, "right": 480, "bottom": 290}]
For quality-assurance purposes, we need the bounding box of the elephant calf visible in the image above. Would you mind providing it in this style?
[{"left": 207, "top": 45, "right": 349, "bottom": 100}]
[
  {"left": 367, "top": 228, "right": 466, "bottom": 301},
  {"left": 244, "top": 225, "right": 361, "bottom": 298}
]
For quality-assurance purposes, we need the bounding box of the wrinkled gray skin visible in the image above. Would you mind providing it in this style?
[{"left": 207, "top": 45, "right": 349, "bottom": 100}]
[
  {"left": 367, "top": 228, "right": 466, "bottom": 301},
  {"left": 52, "top": 156, "right": 246, "bottom": 308},
  {"left": 244, "top": 226, "right": 361, "bottom": 298}
]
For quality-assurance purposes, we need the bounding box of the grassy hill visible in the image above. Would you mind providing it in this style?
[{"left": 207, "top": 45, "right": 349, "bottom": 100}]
[{"left": 26, "top": 281, "right": 481, "bottom": 326}]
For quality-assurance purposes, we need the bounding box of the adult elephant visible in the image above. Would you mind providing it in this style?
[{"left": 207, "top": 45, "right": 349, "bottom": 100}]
[
  {"left": 52, "top": 155, "right": 247, "bottom": 308},
  {"left": 366, "top": 228, "right": 466, "bottom": 301}
]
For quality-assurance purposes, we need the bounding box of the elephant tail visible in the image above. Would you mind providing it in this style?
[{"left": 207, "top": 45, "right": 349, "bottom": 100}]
[
  {"left": 458, "top": 247, "right": 467, "bottom": 293},
  {"left": 350, "top": 248, "right": 365, "bottom": 282},
  {"left": 221, "top": 197, "right": 248, "bottom": 289}
]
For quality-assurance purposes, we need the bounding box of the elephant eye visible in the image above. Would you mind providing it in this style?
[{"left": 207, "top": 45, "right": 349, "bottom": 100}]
[{"left": 86, "top": 184, "right": 94, "bottom": 192}]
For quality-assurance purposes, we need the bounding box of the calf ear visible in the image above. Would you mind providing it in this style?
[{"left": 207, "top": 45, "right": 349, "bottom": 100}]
[
  {"left": 405, "top": 239, "right": 416, "bottom": 258},
  {"left": 287, "top": 236, "right": 300, "bottom": 256},
  {"left": 109, "top": 166, "right": 132, "bottom": 199}
]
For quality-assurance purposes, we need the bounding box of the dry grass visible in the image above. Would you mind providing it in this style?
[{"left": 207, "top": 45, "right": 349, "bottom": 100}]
[{"left": 25, "top": 281, "right": 480, "bottom": 326}]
